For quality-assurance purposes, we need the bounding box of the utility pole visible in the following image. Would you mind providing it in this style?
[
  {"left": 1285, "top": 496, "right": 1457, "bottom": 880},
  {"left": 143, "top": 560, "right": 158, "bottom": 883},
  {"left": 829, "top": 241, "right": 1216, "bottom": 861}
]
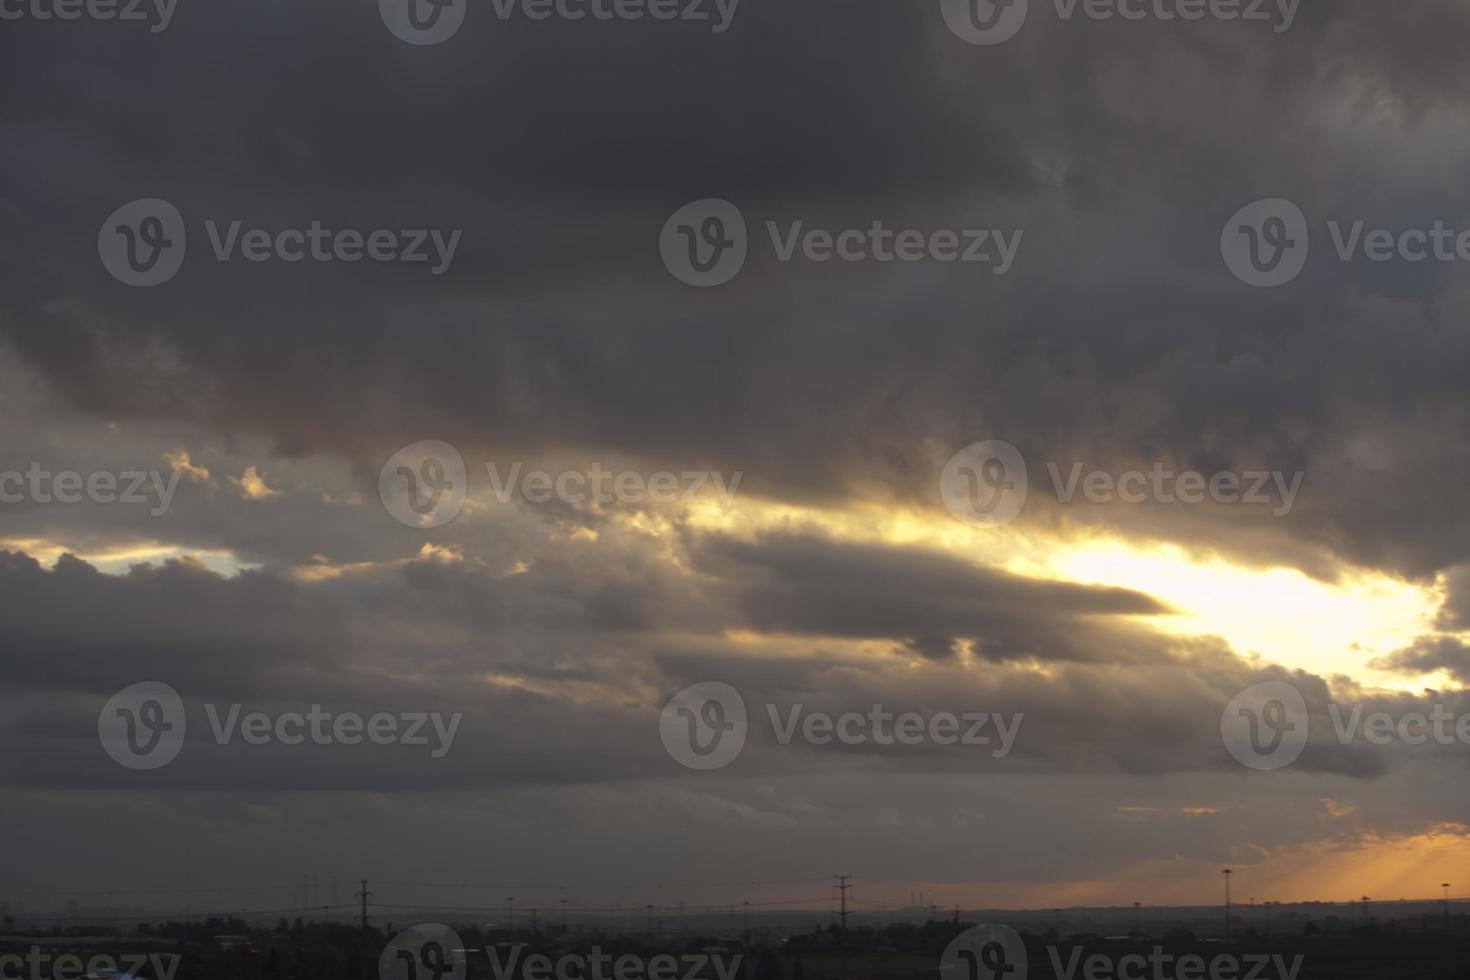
[
  {"left": 508, "top": 898, "right": 515, "bottom": 933},
  {"left": 834, "top": 876, "right": 852, "bottom": 980},
  {"left": 742, "top": 901, "right": 750, "bottom": 939},
  {"left": 1053, "top": 909, "right": 1061, "bottom": 936},
  {"left": 1133, "top": 903, "right": 1141, "bottom": 936},
  {"left": 355, "top": 880, "right": 372, "bottom": 980},
  {"left": 562, "top": 898, "right": 569, "bottom": 932},
  {"left": 1222, "top": 870, "right": 1233, "bottom": 942},
  {"left": 531, "top": 908, "right": 538, "bottom": 938},
  {"left": 647, "top": 904, "right": 655, "bottom": 941}
]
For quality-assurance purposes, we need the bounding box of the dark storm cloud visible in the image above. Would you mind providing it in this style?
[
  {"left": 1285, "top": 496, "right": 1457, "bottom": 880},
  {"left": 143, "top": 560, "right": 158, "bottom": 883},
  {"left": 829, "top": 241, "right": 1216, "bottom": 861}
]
[
  {"left": 5, "top": 1, "right": 1470, "bottom": 578},
  {"left": 0, "top": 521, "right": 1431, "bottom": 796},
  {"left": 1373, "top": 635, "right": 1470, "bottom": 685},
  {"left": 689, "top": 530, "right": 1170, "bottom": 659},
  {"left": 1370, "top": 569, "right": 1470, "bottom": 680},
  {"left": 1435, "top": 565, "right": 1470, "bottom": 630},
  {"left": 0, "top": 526, "right": 1462, "bottom": 905},
  {"left": 7, "top": 0, "right": 1470, "bottom": 911}
]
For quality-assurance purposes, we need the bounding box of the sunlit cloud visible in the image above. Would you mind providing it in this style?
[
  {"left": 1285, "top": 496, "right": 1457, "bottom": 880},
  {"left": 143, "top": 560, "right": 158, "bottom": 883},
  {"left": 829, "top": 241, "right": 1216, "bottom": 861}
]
[{"left": 0, "top": 537, "right": 255, "bottom": 578}]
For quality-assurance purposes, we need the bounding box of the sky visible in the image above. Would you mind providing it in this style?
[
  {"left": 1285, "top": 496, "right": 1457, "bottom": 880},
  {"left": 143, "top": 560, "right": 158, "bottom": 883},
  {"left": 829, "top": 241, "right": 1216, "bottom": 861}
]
[{"left": 3, "top": 0, "right": 1470, "bottom": 922}]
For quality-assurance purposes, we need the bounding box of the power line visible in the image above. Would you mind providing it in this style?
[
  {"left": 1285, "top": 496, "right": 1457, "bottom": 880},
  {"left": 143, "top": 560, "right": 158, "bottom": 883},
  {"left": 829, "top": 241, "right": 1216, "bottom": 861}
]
[{"left": 370, "top": 897, "right": 837, "bottom": 915}]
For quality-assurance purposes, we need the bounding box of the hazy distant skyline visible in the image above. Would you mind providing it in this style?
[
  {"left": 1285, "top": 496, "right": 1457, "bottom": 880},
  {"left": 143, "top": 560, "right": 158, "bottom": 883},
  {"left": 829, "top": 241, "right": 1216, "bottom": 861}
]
[{"left": 4, "top": 0, "right": 1470, "bottom": 916}]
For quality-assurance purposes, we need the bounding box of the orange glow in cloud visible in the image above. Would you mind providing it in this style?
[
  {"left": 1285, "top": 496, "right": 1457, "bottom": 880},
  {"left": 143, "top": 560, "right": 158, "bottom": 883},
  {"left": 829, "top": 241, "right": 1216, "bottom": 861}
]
[{"left": 679, "top": 496, "right": 1444, "bottom": 690}]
